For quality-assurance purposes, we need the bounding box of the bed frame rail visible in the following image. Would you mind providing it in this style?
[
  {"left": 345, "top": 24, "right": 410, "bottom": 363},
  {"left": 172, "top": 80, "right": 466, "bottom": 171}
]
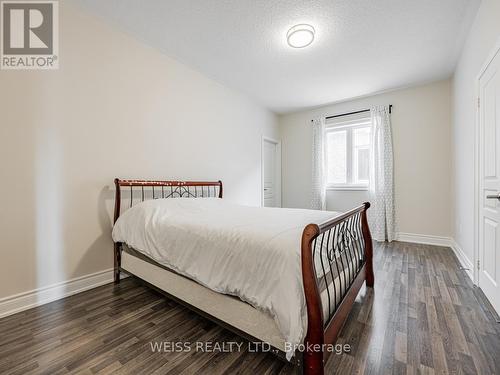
[{"left": 301, "top": 202, "right": 373, "bottom": 375}]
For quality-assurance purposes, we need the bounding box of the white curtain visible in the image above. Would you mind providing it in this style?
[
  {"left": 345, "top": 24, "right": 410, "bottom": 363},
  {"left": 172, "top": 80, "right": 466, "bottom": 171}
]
[
  {"left": 369, "top": 106, "right": 395, "bottom": 241},
  {"left": 311, "top": 117, "right": 326, "bottom": 210}
]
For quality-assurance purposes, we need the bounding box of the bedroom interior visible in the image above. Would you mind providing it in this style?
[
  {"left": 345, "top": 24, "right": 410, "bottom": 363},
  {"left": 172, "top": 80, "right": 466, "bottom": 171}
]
[{"left": 1, "top": 0, "right": 500, "bottom": 374}]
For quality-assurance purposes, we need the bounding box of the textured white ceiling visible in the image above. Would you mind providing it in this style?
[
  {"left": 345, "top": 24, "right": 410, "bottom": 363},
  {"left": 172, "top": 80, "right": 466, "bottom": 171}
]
[{"left": 74, "top": 0, "right": 480, "bottom": 113}]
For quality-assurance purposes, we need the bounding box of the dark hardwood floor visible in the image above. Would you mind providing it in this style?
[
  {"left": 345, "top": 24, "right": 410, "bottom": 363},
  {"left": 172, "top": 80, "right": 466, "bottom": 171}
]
[{"left": 1, "top": 241, "right": 499, "bottom": 374}]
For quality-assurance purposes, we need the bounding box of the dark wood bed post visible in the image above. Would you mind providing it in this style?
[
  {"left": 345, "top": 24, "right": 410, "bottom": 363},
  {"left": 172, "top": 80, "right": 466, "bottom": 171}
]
[
  {"left": 301, "top": 223, "right": 324, "bottom": 375},
  {"left": 218, "top": 180, "right": 223, "bottom": 198},
  {"left": 113, "top": 178, "right": 122, "bottom": 284},
  {"left": 361, "top": 202, "right": 374, "bottom": 287}
]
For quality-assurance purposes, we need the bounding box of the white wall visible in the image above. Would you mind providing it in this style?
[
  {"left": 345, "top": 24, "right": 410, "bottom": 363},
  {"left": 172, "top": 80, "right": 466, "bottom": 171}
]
[
  {"left": 279, "top": 80, "right": 452, "bottom": 238},
  {"left": 452, "top": 0, "right": 500, "bottom": 264},
  {"left": 0, "top": 3, "right": 277, "bottom": 299}
]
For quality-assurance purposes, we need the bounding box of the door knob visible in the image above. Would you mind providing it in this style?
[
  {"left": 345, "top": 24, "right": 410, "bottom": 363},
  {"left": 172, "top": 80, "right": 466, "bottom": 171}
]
[{"left": 486, "top": 193, "right": 500, "bottom": 200}]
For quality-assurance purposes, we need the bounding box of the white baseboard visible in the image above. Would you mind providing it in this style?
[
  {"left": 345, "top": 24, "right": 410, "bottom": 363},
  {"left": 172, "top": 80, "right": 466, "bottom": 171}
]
[
  {"left": 450, "top": 240, "right": 474, "bottom": 282},
  {"left": 395, "top": 232, "right": 452, "bottom": 247},
  {"left": 0, "top": 268, "right": 114, "bottom": 319},
  {"left": 394, "top": 232, "right": 474, "bottom": 283}
]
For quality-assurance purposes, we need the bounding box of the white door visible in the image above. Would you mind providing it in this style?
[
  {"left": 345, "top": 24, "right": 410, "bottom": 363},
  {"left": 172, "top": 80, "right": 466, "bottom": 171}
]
[
  {"left": 262, "top": 138, "right": 281, "bottom": 207},
  {"left": 478, "top": 46, "right": 500, "bottom": 314}
]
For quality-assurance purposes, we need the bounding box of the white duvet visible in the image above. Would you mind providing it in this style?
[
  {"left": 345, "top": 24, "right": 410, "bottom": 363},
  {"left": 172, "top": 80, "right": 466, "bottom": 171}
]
[{"left": 112, "top": 198, "right": 339, "bottom": 360}]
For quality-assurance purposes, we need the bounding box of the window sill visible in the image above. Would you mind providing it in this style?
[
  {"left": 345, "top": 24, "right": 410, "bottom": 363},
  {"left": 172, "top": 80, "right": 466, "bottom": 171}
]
[{"left": 326, "top": 186, "right": 369, "bottom": 192}]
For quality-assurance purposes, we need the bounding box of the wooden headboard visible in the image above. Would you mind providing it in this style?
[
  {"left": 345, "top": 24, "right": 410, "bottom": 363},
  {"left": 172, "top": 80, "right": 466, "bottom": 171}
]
[{"left": 113, "top": 179, "right": 223, "bottom": 224}]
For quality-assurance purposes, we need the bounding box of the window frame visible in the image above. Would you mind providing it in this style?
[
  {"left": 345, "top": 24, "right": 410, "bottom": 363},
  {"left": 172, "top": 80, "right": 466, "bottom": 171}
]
[{"left": 324, "top": 117, "right": 371, "bottom": 191}]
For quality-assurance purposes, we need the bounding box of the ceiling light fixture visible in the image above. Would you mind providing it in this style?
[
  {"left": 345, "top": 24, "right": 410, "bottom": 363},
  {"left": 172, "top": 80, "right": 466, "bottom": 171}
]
[{"left": 286, "top": 24, "right": 315, "bottom": 48}]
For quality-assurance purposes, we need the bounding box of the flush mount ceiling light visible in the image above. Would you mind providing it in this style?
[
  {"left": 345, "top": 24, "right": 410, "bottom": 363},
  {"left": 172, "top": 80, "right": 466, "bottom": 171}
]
[{"left": 286, "top": 24, "right": 315, "bottom": 48}]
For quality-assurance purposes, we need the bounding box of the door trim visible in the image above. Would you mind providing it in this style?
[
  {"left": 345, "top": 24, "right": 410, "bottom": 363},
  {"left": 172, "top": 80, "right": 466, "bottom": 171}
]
[
  {"left": 474, "top": 36, "right": 500, "bottom": 286},
  {"left": 261, "top": 136, "right": 282, "bottom": 208}
]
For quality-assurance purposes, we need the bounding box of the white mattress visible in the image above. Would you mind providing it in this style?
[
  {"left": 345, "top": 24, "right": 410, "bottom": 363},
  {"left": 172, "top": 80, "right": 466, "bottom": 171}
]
[{"left": 112, "top": 198, "right": 340, "bottom": 360}]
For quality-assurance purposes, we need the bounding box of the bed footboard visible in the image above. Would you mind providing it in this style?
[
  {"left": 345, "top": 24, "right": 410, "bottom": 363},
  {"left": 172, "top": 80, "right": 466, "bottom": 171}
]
[{"left": 301, "top": 202, "right": 373, "bottom": 375}]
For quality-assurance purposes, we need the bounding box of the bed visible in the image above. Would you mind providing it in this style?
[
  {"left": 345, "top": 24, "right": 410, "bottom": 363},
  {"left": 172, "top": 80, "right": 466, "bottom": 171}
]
[{"left": 112, "top": 179, "right": 374, "bottom": 375}]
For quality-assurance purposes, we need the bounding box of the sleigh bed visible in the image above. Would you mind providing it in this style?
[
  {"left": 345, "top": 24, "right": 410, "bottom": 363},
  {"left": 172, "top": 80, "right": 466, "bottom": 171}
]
[{"left": 112, "top": 179, "right": 374, "bottom": 375}]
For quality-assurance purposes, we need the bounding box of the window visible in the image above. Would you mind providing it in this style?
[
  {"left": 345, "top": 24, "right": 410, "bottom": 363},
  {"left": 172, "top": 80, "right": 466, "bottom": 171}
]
[{"left": 325, "top": 115, "right": 371, "bottom": 189}]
